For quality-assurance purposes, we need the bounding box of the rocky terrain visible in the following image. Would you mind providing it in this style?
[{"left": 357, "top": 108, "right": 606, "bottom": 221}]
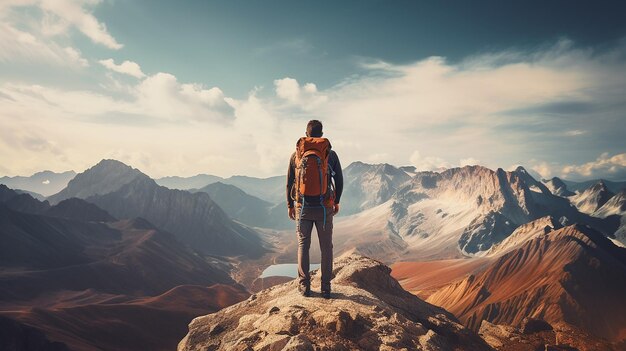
[{"left": 178, "top": 254, "right": 491, "bottom": 351}]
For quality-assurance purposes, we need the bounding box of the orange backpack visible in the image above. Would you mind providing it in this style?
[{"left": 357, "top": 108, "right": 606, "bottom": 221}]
[{"left": 291, "top": 137, "right": 335, "bottom": 207}]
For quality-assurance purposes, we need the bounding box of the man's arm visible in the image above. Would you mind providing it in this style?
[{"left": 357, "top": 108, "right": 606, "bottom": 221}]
[
  {"left": 286, "top": 153, "right": 296, "bottom": 208},
  {"left": 330, "top": 151, "right": 343, "bottom": 204}
]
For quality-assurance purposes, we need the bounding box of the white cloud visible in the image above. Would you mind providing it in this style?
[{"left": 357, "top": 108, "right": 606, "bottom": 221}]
[
  {"left": 1, "top": 37, "right": 625, "bottom": 180},
  {"left": 274, "top": 77, "right": 300, "bottom": 103},
  {"left": 0, "top": 70, "right": 236, "bottom": 123},
  {"left": 0, "top": 0, "right": 122, "bottom": 49},
  {"left": 0, "top": 23, "right": 89, "bottom": 67},
  {"left": 531, "top": 162, "right": 552, "bottom": 179},
  {"left": 274, "top": 77, "right": 327, "bottom": 108},
  {"left": 410, "top": 150, "right": 451, "bottom": 171},
  {"left": 37, "top": 0, "right": 122, "bottom": 49},
  {"left": 135, "top": 72, "right": 234, "bottom": 121},
  {"left": 0, "top": 0, "right": 120, "bottom": 68},
  {"left": 99, "top": 59, "right": 145, "bottom": 78},
  {"left": 562, "top": 153, "right": 626, "bottom": 179}
]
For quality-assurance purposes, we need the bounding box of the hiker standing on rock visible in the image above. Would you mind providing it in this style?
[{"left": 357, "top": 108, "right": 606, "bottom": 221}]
[{"left": 287, "top": 120, "right": 343, "bottom": 299}]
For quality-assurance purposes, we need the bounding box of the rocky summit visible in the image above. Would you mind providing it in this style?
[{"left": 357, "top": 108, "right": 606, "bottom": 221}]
[{"left": 178, "top": 254, "right": 491, "bottom": 351}]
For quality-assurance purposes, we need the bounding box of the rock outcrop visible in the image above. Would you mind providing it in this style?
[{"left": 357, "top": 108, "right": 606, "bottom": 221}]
[{"left": 178, "top": 254, "right": 491, "bottom": 351}]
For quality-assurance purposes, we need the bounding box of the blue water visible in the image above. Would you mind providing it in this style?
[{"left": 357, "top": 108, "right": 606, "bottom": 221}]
[{"left": 260, "top": 263, "right": 321, "bottom": 278}]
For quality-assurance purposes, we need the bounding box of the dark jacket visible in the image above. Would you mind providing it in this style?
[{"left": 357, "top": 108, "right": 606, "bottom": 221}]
[{"left": 286, "top": 149, "right": 343, "bottom": 208}]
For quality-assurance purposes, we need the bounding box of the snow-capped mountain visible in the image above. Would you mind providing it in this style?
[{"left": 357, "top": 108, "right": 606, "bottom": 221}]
[
  {"left": 594, "top": 189, "right": 626, "bottom": 218},
  {"left": 330, "top": 164, "right": 616, "bottom": 261},
  {"left": 562, "top": 178, "right": 626, "bottom": 194},
  {"left": 341, "top": 161, "right": 412, "bottom": 215},
  {"left": 569, "top": 180, "right": 614, "bottom": 214},
  {"left": 543, "top": 176, "right": 575, "bottom": 197}
]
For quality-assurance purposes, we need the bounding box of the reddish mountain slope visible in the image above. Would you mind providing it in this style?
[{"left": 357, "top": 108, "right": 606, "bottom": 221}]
[
  {"left": 391, "top": 258, "right": 490, "bottom": 299},
  {"left": 425, "top": 224, "right": 626, "bottom": 342}
]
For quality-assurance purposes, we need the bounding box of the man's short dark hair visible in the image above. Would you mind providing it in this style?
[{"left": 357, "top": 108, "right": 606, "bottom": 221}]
[{"left": 307, "top": 120, "right": 323, "bottom": 137}]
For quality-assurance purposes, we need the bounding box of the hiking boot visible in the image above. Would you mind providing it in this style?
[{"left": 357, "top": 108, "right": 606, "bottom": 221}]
[
  {"left": 322, "top": 290, "right": 331, "bottom": 299},
  {"left": 298, "top": 285, "right": 311, "bottom": 297}
]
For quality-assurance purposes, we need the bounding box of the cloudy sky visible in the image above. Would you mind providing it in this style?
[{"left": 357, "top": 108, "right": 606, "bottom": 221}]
[{"left": 1, "top": 0, "right": 625, "bottom": 181}]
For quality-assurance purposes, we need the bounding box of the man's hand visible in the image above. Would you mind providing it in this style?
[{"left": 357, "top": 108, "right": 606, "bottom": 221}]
[
  {"left": 333, "top": 203, "right": 340, "bottom": 215},
  {"left": 288, "top": 207, "right": 296, "bottom": 220}
]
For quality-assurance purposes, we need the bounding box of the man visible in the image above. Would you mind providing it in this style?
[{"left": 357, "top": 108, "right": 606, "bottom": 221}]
[{"left": 287, "top": 120, "right": 343, "bottom": 299}]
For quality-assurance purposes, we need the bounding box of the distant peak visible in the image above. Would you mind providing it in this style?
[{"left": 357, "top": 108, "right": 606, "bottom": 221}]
[
  {"left": 514, "top": 165, "right": 527, "bottom": 173},
  {"left": 94, "top": 159, "right": 132, "bottom": 168},
  {"left": 590, "top": 180, "right": 609, "bottom": 191}
]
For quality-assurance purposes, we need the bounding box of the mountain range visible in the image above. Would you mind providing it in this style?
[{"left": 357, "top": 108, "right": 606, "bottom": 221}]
[
  {"left": 1, "top": 158, "right": 625, "bottom": 350},
  {"left": 48, "top": 159, "right": 267, "bottom": 257}
]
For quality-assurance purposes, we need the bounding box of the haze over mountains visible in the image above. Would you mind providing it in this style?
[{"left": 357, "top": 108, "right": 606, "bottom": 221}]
[
  {"left": 0, "top": 171, "right": 76, "bottom": 198},
  {"left": 1, "top": 158, "right": 625, "bottom": 350}
]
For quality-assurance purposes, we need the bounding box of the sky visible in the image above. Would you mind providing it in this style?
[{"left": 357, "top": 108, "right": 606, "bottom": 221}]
[{"left": 1, "top": 0, "right": 625, "bottom": 181}]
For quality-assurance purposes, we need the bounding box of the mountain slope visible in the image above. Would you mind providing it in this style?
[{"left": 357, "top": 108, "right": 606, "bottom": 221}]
[
  {"left": 425, "top": 224, "right": 626, "bottom": 342},
  {"left": 87, "top": 176, "right": 266, "bottom": 257},
  {"left": 341, "top": 161, "right": 412, "bottom": 215},
  {"left": 543, "top": 177, "right": 575, "bottom": 197},
  {"left": 347, "top": 165, "right": 616, "bottom": 259},
  {"left": 570, "top": 181, "right": 615, "bottom": 214},
  {"left": 220, "top": 175, "right": 284, "bottom": 204},
  {"left": 563, "top": 179, "right": 626, "bottom": 194},
  {"left": 45, "top": 198, "right": 116, "bottom": 222},
  {"left": 48, "top": 159, "right": 145, "bottom": 204},
  {"left": 47, "top": 159, "right": 267, "bottom": 257},
  {"left": 193, "top": 182, "right": 292, "bottom": 229},
  {"left": 194, "top": 182, "right": 272, "bottom": 224},
  {"left": 0, "top": 202, "right": 247, "bottom": 351},
  {"left": 593, "top": 189, "right": 626, "bottom": 218},
  {"left": 0, "top": 184, "right": 51, "bottom": 214},
  {"left": 0, "top": 208, "right": 234, "bottom": 298}
]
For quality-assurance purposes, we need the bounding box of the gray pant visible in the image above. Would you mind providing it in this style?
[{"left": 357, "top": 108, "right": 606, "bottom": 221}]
[{"left": 296, "top": 205, "right": 334, "bottom": 292}]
